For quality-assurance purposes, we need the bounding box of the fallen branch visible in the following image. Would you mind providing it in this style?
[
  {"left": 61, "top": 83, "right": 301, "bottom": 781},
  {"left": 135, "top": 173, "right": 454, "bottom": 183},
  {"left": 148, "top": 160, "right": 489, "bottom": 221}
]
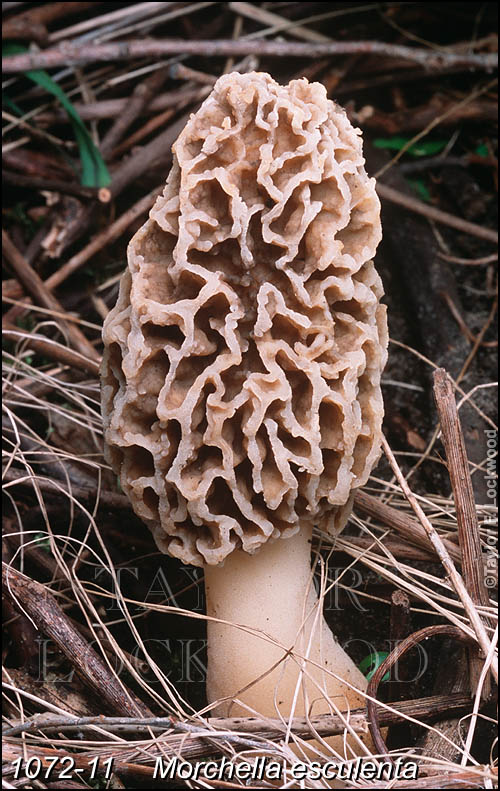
[
  {"left": 367, "top": 624, "right": 473, "bottom": 759},
  {"left": 376, "top": 183, "right": 498, "bottom": 244},
  {"left": 3, "top": 692, "right": 472, "bottom": 740},
  {"left": 381, "top": 437, "right": 498, "bottom": 684},
  {"left": 433, "top": 368, "right": 493, "bottom": 699},
  {"left": 2, "top": 169, "right": 102, "bottom": 201},
  {"left": 2, "top": 467, "right": 129, "bottom": 511},
  {"left": 100, "top": 66, "right": 168, "bottom": 159},
  {"left": 3, "top": 38, "right": 497, "bottom": 73},
  {"left": 353, "top": 490, "right": 462, "bottom": 565},
  {"left": 2, "top": 230, "right": 100, "bottom": 361},
  {"left": 46, "top": 187, "right": 163, "bottom": 291},
  {"left": 2, "top": 563, "right": 151, "bottom": 718},
  {"left": 3, "top": 324, "right": 100, "bottom": 377}
]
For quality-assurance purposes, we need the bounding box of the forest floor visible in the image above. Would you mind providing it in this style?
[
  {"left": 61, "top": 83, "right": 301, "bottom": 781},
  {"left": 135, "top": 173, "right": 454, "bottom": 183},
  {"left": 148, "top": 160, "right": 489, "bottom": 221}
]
[{"left": 2, "top": 3, "right": 498, "bottom": 789}]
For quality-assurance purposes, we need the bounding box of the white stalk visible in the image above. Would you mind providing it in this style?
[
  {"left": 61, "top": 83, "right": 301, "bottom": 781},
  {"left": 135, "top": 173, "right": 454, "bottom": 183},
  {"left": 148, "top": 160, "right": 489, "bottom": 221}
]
[{"left": 205, "top": 525, "right": 370, "bottom": 751}]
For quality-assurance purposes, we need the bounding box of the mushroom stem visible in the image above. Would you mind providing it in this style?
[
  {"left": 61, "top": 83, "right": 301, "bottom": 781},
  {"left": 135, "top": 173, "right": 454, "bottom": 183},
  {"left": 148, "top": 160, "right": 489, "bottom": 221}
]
[{"left": 205, "top": 524, "right": 368, "bottom": 733}]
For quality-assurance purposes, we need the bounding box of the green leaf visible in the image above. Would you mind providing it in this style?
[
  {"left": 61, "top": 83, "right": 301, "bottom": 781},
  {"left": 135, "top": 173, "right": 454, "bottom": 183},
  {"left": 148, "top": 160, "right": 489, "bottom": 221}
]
[
  {"left": 408, "top": 178, "right": 431, "bottom": 203},
  {"left": 374, "top": 136, "right": 448, "bottom": 158},
  {"left": 358, "top": 651, "right": 390, "bottom": 682},
  {"left": 32, "top": 532, "right": 52, "bottom": 554},
  {"left": 475, "top": 143, "right": 489, "bottom": 158},
  {"left": 3, "top": 42, "right": 111, "bottom": 188}
]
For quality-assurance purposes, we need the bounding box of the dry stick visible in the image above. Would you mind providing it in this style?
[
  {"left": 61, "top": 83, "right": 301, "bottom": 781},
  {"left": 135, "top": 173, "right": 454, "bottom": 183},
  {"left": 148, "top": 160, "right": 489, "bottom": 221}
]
[
  {"left": 3, "top": 1, "right": 98, "bottom": 28},
  {"left": 2, "top": 230, "right": 100, "bottom": 362},
  {"left": 111, "top": 107, "right": 175, "bottom": 158},
  {"left": 3, "top": 526, "right": 60, "bottom": 581},
  {"left": 353, "top": 490, "right": 463, "bottom": 565},
  {"left": 3, "top": 467, "right": 130, "bottom": 511},
  {"left": 2, "top": 1, "right": 98, "bottom": 42},
  {"left": 441, "top": 291, "right": 498, "bottom": 348},
  {"left": 381, "top": 436, "right": 498, "bottom": 684},
  {"left": 2, "top": 692, "right": 471, "bottom": 740},
  {"left": 433, "top": 368, "right": 493, "bottom": 700},
  {"left": 29, "top": 91, "right": 208, "bottom": 265},
  {"left": 344, "top": 535, "right": 437, "bottom": 562},
  {"left": 373, "top": 77, "right": 497, "bottom": 174},
  {"left": 230, "top": 1, "right": 331, "bottom": 42},
  {"left": 100, "top": 67, "right": 168, "bottom": 159},
  {"left": 389, "top": 589, "right": 412, "bottom": 702},
  {"left": 108, "top": 107, "right": 202, "bottom": 200},
  {"left": 457, "top": 292, "right": 498, "bottom": 384},
  {"left": 45, "top": 187, "right": 163, "bottom": 291},
  {"left": 3, "top": 38, "right": 497, "bottom": 72},
  {"left": 169, "top": 61, "right": 217, "bottom": 85},
  {"left": 438, "top": 250, "right": 498, "bottom": 266},
  {"left": 2, "top": 563, "right": 151, "bottom": 717},
  {"left": 366, "top": 624, "right": 474, "bottom": 760},
  {"left": 2, "top": 324, "right": 100, "bottom": 376},
  {"left": 438, "top": 252, "right": 498, "bottom": 266},
  {"left": 376, "top": 183, "right": 498, "bottom": 244},
  {"left": 2, "top": 170, "right": 101, "bottom": 201},
  {"left": 38, "top": 87, "right": 206, "bottom": 123}
]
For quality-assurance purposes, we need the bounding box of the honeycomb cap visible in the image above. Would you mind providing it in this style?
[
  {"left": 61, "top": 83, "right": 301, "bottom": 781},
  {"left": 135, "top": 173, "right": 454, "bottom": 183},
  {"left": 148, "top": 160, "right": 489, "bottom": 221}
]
[{"left": 101, "top": 71, "right": 388, "bottom": 566}]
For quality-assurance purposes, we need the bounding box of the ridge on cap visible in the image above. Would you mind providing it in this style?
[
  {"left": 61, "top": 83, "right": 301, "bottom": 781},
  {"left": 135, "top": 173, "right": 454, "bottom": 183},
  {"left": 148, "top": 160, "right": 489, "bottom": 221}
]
[{"left": 101, "top": 71, "right": 388, "bottom": 567}]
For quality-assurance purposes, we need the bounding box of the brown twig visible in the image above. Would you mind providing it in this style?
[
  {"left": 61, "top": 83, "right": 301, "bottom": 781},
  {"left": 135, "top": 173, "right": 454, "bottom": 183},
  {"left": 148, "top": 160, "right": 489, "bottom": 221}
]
[
  {"left": 353, "top": 490, "right": 462, "bottom": 565},
  {"left": 3, "top": 692, "right": 473, "bottom": 740},
  {"left": 342, "top": 535, "right": 437, "bottom": 563},
  {"left": 366, "top": 624, "right": 474, "bottom": 759},
  {"left": 2, "top": 2, "right": 98, "bottom": 44},
  {"left": 4, "top": 669, "right": 95, "bottom": 719},
  {"left": 362, "top": 96, "right": 498, "bottom": 134},
  {"left": 2, "top": 563, "right": 151, "bottom": 717},
  {"left": 110, "top": 107, "right": 175, "bottom": 159},
  {"left": 438, "top": 252, "right": 498, "bottom": 266},
  {"left": 3, "top": 38, "right": 497, "bottom": 73},
  {"left": 3, "top": 467, "right": 130, "bottom": 512},
  {"left": 2, "top": 324, "right": 100, "bottom": 377},
  {"left": 441, "top": 291, "right": 498, "bottom": 347},
  {"left": 381, "top": 436, "right": 498, "bottom": 684},
  {"left": 37, "top": 87, "right": 207, "bottom": 124},
  {"left": 108, "top": 110, "right": 199, "bottom": 200},
  {"left": 45, "top": 187, "right": 163, "bottom": 291},
  {"left": 230, "top": 1, "right": 331, "bottom": 42},
  {"left": 100, "top": 67, "right": 169, "bottom": 159},
  {"left": 3, "top": 169, "right": 100, "bottom": 201},
  {"left": 389, "top": 589, "right": 412, "bottom": 701},
  {"left": 433, "top": 369, "right": 493, "bottom": 699},
  {"left": 2, "top": 230, "right": 100, "bottom": 361},
  {"left": 376, "top": 183, "right": 498, "bottom": 244},
  {"left": 456, "top": 291, "right": 498, "bottom": 384},
  {"left": 169, "top": 61, "right": 218, "bottom": 85},
  {"left": 336, "top": 62, "right": 489, "bottom": 95}
]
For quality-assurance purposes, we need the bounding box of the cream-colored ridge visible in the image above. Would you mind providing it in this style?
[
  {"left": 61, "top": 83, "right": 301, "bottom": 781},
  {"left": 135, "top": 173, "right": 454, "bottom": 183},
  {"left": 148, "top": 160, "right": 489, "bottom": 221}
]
[{"left": 101, "top": 71, "right": 388, "bottom": 567}]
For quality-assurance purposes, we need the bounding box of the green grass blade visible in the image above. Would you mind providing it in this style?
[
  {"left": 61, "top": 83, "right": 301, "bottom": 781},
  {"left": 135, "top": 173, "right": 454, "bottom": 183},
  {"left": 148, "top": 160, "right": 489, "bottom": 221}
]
[{"left": 3, "top": 42, "right": 111, "bottom": 188}]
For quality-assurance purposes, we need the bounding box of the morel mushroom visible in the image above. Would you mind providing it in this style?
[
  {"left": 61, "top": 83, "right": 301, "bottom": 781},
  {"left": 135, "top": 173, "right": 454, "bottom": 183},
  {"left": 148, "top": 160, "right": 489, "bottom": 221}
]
[{"left": 102, "top": 72, "right": 387, "bottom": 740}]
